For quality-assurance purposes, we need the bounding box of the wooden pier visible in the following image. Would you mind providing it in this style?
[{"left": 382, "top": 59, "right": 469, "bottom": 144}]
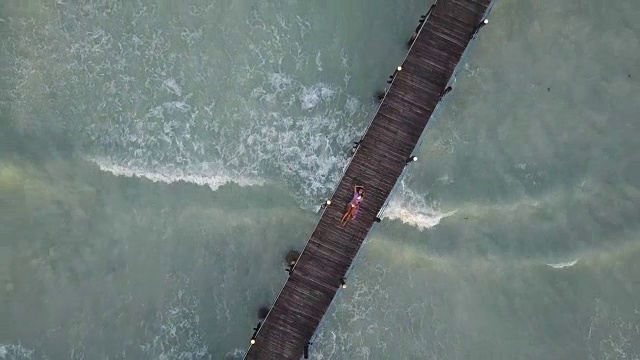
[{"left": 245, "top": 0, "right": 492, "bottom": 358}]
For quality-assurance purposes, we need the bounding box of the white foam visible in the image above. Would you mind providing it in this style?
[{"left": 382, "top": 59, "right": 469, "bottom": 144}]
[
  {"left": 300, "top": 87, "right": 321, "bottom": 110},
  {"left": 162, "top": 78, "right": 182, "bottom": 97},
  {"left": 88, "top": 157, "right": 265, "bottom": 191},
  {"left": 148, "top": 105, "right": 165, "bottom": 119},
  {"left": 320, "top": 86, "right": 336, "bottom": 101},
  {"left": 225, "top": 348, "right": 245, "bottom": 359},
  {"left": 300, "top": 83, "right": 336, "bottom": 110},
  {"left": 267, "top": 72, "right": 293, "bottom": 91},
  {"left": 6, "top": 0, "right": 369, "bottom": 205},
  {"left": 0, "top": 344, "right": 34, "bottom": 359},
  {"left": 382, "top": 180, "right": 455, "bottom": 231},
  {"left": 79, "top": 71, "right": 366, "bottom": 207},
  {"left": 315, "top": 51, "right": 323, "bottom": 72},
  {"left": 546, "top": 259, "right": 579, "bottom": 269},
  {"left": 345, "top": 96, "right": 360, "bottom": 116},
  {"left": 6, "top": 1, "right": 369, "bottom": 208},
  {"left": 164, "top": 101, "right": 191, "bottom": 113},
  {"left": 140, "top": 291, "right": 210, "bottom": 360}
]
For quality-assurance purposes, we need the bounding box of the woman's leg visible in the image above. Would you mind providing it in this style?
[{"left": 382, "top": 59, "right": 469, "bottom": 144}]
[
  {"left": 341, "top": 205, "right": 354, "bottom": 226},
  {"left": 341, "top": 208, "right": 349, "bottom": 226}
]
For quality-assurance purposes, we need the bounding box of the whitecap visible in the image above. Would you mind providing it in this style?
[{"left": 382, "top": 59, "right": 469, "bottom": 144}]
[
  {"left": 87, "top": 157, "right": 265, "bottom": 190},
  {"left": 320, "top": 85, "right": 336, "bottom": 101},
  {"left": 344, "top": 96, "right": 360, "bottom": 116},
  {"left": 225, "top": 348, "right": 245, "bottom": 359},
  {"left": 300, "top": 86, "right": 321, "bottom": 110},
  {"left": 0, "top": 344, "right": 34, "bottom": 359},
  {"left": 162, "top": 78, "right": 182, "bottom": 96},
  {"left": 382, "top": 180, "right": 455, "bottom": 231},
  {"left": 147, "top": 105, "right": 165, "bottom": 119},
  {"left": 315, "top": 51, "right": 323, "bottom": 72},
  {"left": 299, "top": 83, "right": 336, "bottom": 110},
  {"left": 267, "top": 72, "right": 293, "bottom": 91},
  {"left": 383, "top": 205, "right": 455, "bottom": 231},
  {"left": 163, "top": 101, "right": 191, "bottom": 113},
  {"left": 546, "top": 259, "right": 579, "bottom": 269}
]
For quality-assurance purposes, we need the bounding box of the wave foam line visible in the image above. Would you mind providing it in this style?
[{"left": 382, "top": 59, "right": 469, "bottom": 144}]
[
  {"left": 382, "top": 180, "right": 455, "bottom": 231},
  {"left": 87, "top": 157, "right": 265, "bottom": 191},
  {"left": 546, "top": 259, "right": 579, "bottom": 269},
  {"left": 383, "top": 206, "right": 456, "bottom": 231}
]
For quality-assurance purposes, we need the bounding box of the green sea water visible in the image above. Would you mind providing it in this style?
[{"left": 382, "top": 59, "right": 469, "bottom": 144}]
[{"left": 1, "top": 0, "right": 639, "bottom": 359}]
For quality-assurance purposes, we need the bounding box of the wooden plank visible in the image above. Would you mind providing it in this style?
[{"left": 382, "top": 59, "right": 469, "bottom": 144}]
[
  {"left": 430, "top": 14, "right": 473, "bottom": 38},
  {"left": 429, "top": 20, "right": 470, "bottom": 45},
  {"left": 418, "top": 30, "right": 466, "bottom": 57},
  {"left": 399, "top": 63, "right": 448, "bottom": 89},
  {"left": 437, "top": 12, "right": 476, "bottom": 35},
  {"left": 451, "top": 0, "right": 488, "bottom": 13}
]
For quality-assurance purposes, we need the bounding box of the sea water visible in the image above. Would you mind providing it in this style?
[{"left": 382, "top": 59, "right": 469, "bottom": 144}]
[{"left": 1, "top": 0, "right": 638, "bottom": 359}]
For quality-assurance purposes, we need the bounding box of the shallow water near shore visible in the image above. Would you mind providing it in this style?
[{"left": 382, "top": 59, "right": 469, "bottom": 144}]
[{"left": 1, "top": 0, "right": 639, "bottom": 359}]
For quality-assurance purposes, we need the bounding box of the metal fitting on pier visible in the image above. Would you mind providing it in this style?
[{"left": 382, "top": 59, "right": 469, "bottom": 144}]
[
  {"left": 471, "top": 18, "right": 489, "bottom": 39},
  {"left": 340, "top": 277, "right": 347, "bottom": 289}
]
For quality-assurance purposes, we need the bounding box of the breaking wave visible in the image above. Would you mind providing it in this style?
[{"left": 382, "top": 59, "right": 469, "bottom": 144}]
[
  {"left": 88, "top": 156, "right": 265, "bottom": 191},
  {"left": 546, "top": 259, "right": 579, "bottom": 269},
  {"left": 383, "top": 179, "right": 456, "bottom": 231}
]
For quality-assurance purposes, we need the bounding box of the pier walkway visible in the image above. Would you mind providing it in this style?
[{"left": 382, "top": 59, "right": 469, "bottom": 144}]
[{"left": 245, "top": 0, "right": 492, "bottom": 358}]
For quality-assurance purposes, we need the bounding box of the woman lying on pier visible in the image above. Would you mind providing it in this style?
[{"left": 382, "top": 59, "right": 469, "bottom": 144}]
[{"left": 341, "top": 185, "right": 364, "bottom": 227}]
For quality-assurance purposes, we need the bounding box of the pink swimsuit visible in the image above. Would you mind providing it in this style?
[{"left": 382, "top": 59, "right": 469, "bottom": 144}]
[{"left": 349, "top": 190, "right": 363, "bottom": 218}]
